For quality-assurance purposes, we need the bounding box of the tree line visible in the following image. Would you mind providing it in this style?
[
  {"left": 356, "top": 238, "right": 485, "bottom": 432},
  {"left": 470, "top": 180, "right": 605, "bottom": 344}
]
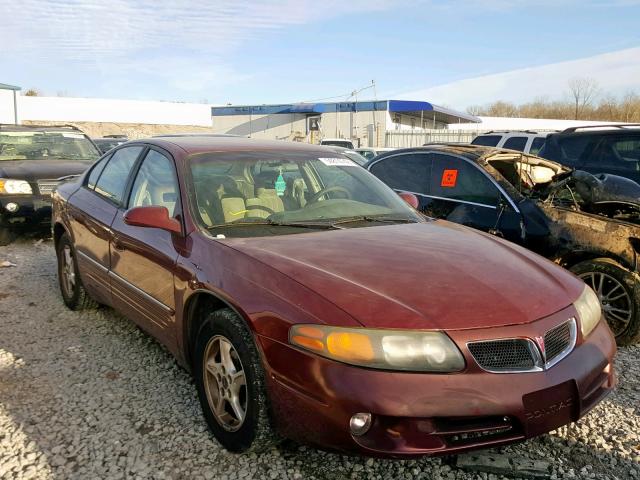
[{"left": 467, "top": 78, "right": 640, "bottom": 123}]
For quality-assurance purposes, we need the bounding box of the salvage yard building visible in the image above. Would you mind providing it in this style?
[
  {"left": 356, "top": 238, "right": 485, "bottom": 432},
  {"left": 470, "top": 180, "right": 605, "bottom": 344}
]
[{"left": 210, "top": 100, "right": 480, "bottom": 147}]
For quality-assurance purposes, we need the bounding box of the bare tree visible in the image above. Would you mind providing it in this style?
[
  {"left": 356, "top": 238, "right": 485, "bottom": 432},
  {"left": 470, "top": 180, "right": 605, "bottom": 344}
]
[
  {"left": 568, "top": 77, "right": 599, "bottom": 120},
  {"left": 24, "top": 89, "right": 39, "bottom": 96},
  {"left": 466, "top": 105, "right": 483, "bottom": 116}
]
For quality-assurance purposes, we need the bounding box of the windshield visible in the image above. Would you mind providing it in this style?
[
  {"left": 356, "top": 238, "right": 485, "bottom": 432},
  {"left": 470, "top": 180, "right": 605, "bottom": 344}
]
[
  {"left": 0, "top": 131, "right": 101, "bottom": 161},
  {"left": 189, "top": 150, "right": 422, "bottom": 237}
]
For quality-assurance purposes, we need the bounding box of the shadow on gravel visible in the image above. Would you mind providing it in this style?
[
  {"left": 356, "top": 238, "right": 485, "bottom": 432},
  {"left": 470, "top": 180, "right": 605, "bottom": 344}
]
[{"left": 0, "top": 239, "right": 638, "bottom": 480}]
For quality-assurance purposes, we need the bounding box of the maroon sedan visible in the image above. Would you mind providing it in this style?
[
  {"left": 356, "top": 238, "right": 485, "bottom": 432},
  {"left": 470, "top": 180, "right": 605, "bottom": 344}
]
[{"left": 52, "top": 136, "right": 616, "bottom": 456}]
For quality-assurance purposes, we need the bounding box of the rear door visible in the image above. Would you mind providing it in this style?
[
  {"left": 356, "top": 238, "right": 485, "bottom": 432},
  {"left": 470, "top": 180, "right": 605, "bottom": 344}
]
[
  {"left": 369, "top": 152, "right": 523, "bottom": 242},
  {"left": 68, "top": 146, "right": 144, "bottom": 304},
  {"left": 109, "top": 147, "right": 182, "bottom": 348},
  {"left": 426, "top": 154, "right": 523, "bottom": 242}
]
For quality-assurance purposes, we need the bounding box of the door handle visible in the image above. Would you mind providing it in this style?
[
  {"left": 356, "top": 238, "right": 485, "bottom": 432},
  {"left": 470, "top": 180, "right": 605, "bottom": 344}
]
[{"left": 113, "top": 238, "right": 125, "bottom": 252}]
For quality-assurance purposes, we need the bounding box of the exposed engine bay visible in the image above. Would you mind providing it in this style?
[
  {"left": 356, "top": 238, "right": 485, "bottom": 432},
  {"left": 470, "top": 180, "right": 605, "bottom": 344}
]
[{"left": 486, "top": 152, "right": 640, "bottom": 225}]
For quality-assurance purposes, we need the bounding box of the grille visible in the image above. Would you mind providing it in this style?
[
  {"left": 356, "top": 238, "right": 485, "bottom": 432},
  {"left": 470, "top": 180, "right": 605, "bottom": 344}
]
[
  {"left": 37, "top": 180, "right": 59, "bottom": 195},
  {"left": 543, "top": 319, "right": 574, "bottom": 365},
  {"left": 467, "top": 339, "right": 537, "bottom": 372}
]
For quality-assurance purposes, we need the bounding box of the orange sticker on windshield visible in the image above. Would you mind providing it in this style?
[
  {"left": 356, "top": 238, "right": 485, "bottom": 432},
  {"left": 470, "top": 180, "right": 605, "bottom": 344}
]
[{"left": 441, "top": 169, "right": 458, "bottom": 187}]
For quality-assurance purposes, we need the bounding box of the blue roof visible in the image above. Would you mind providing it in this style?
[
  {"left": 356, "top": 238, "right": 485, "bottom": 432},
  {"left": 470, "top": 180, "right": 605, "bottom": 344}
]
[
  {"left": 211, "top": 100, "right": 480, "bottom": 124},
  {"left": 0, "top": 83, "right": 21, "bottom": 91}
]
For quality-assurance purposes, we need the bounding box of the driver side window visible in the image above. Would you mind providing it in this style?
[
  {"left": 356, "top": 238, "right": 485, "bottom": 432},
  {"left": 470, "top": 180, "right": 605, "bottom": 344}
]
[
  {"left": 128, "top": 150, "right": 180, "bottom": 217},
  {"left": 94, "top": 146, "right": 143, "bottom": 205}
]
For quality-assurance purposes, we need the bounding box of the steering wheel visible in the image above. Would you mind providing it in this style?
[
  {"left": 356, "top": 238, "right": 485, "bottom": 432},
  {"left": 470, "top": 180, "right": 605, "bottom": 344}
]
[{"left": 308, "top": 186, "right": 351, "bottom": 204}]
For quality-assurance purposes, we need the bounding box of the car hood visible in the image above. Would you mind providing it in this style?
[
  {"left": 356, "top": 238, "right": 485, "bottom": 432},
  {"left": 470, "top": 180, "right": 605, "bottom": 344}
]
[
  {"left": 570, "top": 170, "right": 640, "bottom": 206},
  {"left": 0, "top": 160, "right": 93, "bottom": 181},
  {"left": 225, "top": 221, "right": 583, "bottom": 330}
]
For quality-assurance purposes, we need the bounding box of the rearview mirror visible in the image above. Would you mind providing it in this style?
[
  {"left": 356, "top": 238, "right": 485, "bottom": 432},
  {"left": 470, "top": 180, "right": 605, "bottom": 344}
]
[
  {"left": 123, "top": 206, "right": 182, "bottom": 234},
  {"left": 398, "top": 191, "right": 419, "bottom": 209}
]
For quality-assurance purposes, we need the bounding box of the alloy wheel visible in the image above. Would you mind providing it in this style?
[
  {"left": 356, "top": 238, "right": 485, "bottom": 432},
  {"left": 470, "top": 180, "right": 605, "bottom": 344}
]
[
  {"left": 202, "top": 335, "right": 247, "bottom": 432},
  {"left": 61, "top": 245, "right": 76, "bottom": 298},
  {"left": 579, "top": 271, "right": 632, "bottom": 337}
]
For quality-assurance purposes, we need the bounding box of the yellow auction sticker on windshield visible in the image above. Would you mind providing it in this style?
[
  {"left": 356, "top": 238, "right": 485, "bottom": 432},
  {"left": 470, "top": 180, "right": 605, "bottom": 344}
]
[{"left": 318, "top": 157, "right": 357, "bottom": 167}]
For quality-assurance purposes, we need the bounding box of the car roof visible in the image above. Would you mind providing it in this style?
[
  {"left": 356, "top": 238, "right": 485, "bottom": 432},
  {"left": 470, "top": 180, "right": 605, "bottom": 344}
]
[
  {"left": 475, "top": 130, "right": 552, "bottom": 136},
  {"left": 139, "top": 135, "right": 340, "bottom": 156},
  {"left": 366, "top": 143, "right": 552, "bottom": 168},
  {"left": 554, "top": 124, "right": 640, "bottom": 136},
  {"left": 0, "top": 123, "right": 85, "bottom": 133}
]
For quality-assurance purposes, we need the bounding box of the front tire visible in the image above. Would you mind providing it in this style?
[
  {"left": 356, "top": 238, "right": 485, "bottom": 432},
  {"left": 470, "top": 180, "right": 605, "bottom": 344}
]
[
  {"left": 56, "top": 232, "right": 98, "bottom": 310},
  {"left": 570, "top": 258, "right": 640, "bottom": 345},
  {"left": 194, "top": 308, "right": 278, "bottom": 453}
]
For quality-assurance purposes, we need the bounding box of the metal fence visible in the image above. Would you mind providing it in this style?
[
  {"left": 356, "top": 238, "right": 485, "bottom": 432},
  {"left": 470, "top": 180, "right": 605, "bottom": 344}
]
[{"left": 385, "top": 129, "right": 480, "bottom": 148}]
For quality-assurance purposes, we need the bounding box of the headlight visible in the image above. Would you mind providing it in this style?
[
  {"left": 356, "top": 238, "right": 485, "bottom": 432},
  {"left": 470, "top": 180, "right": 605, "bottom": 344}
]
[
  {"left": 0, "top": 179, "right": 32, "bottom": 194},
  {"left": 289, "top": 325, "right": 465, "bottom": 372},
  {"left": 574, "top": 284, "right": 602, "bottom": 338}
]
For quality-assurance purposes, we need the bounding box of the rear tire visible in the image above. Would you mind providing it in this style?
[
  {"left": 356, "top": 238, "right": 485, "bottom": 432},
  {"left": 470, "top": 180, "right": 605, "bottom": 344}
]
[
  {"left": 56, "top": 232, "right": 98, "bottom": 310},
  {"left": 570, "top": 258, "right": 640, "bottom": 346},
  {"left": 0, "top": 227, "right": 16, "bottom": 246},
  {"left": 194, "top": 308, "right": 279, "bottom": 453}
]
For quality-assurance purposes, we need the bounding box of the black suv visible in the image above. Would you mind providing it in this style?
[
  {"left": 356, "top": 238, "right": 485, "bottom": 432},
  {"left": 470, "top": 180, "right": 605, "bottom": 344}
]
[
  {"left": 0, "top": 124, "right": 101, "bottom": 245},
  {"left": 538, "top": 125, "right": 640, "bottom": 184}
]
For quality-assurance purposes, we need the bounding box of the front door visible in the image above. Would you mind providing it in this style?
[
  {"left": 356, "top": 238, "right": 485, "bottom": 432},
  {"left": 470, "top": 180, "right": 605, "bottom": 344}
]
[{"left": 109, "top": 148, "right": 182, "bottom": 348}]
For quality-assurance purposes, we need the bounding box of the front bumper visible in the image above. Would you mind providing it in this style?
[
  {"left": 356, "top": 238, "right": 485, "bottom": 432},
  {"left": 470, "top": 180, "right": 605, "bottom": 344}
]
[
  {"left": 258, "top": 310, "right": 616, "bottom": 457},
  {"left": 0, "top": 194, "right": 53, "bottom": 230}
]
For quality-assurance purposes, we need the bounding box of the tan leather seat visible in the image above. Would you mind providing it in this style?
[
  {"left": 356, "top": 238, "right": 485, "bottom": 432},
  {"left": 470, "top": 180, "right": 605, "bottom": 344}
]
[
  {"left": 221, "top": 197, "right": 247, "bottom": 223},
  {"left": 149, "top": 184, "right": 178, "bottom": 216},
  {"left": 245, "top": 188, "right": 285, "bottom": 219}
]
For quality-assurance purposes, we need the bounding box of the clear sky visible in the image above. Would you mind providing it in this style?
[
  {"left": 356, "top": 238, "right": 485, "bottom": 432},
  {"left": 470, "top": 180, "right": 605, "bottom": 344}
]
[{"left": 2, "top": 0, "right": 639, "bottom": 110}]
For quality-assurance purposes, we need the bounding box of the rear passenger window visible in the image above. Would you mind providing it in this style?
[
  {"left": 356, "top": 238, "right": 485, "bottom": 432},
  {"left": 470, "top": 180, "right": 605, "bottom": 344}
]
[
  {"left": 430, "top": 154, "right": 500, "bottom": 206},
  {"left": 503, "top": 136, "right": 527, "bottom": 152},
  {"left": 557, "top": 137, "right": 592, "bottom": 163},
  {"left": 86, "top": 154, "right": 111, "bottom": 190},
  {"left": 471, "top": 135, "right": 501, "bottom": 147},
  {"left": 585, "top": 136, "right": 640, "bottom": 171},
  {"left": 610, "top": 138, "right": 640, "bottom": 162},
  {"left": 94, "top": 146, "right": 143, "bottom": 204},
  {"left": 530, "top": 137, "right": 546, "bottom": 155},
  {"left": 369, "top": 154, "right": 429, "bottom": 195}
]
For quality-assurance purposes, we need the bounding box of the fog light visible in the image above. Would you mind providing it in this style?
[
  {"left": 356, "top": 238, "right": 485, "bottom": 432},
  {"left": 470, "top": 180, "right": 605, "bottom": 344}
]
[
  {"left": 349, "top": 413, "right": 372, "bottom": 436},
  {"left": 5, "top": 202, "right": 18, "bottom": 213}
]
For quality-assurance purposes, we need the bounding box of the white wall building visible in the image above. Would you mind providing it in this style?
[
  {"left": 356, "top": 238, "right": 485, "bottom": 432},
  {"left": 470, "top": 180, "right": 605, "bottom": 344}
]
[
  {"left": 0, "top": 83, "right": 20, "bottom": 124},
  {"left": 18, "top": 95, "right": 214, "bottom": 126},
  {"left": 448, "top": 116, "right": 629, "bottom": 131}
]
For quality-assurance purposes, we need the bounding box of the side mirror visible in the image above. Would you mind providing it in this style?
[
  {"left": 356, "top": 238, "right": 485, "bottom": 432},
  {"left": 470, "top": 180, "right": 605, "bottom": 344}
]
[
  {"left": 398, "top": 191, "right": 419, "bottom": 209},
  {"left": 123, "top": 206, "right": 182, "bottom": 234}
]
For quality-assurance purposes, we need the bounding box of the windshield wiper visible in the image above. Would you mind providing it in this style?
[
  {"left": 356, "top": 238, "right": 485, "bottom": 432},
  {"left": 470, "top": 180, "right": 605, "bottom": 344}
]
[
  {"left": 208, "top": 219, "right": 337, "bottom": 230},
  {"left": 329, "top": 215, "right": 419, "bottom": 227}
]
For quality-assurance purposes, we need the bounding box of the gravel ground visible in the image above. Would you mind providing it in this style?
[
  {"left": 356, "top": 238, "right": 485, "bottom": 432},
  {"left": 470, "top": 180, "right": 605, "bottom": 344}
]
[{"left": 0, "top": 237, "right": 639, "bottom": 480}]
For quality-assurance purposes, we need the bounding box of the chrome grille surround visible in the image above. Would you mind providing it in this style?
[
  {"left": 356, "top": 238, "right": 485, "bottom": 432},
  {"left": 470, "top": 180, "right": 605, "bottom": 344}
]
[
  {"left": 467, "top": 318, "right": 577, "bottom": 374},
  {"left": 543, "top": 318, "right": 577, "bottom": 369},
  {"left": 37, "top": 179, "right": 60, "bottom": 196}
]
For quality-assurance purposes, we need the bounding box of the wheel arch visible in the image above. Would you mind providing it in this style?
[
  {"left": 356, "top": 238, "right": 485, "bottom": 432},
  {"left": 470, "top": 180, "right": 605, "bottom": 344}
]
[
  {"left": 52, "top": 222, "right": 68, "bottom": 250},
  {"left": 183, "top": 289, "right": 254, "bottom": 370},
  {"left": 558, "top": 249, "right": 634, "bottom": 273}
]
